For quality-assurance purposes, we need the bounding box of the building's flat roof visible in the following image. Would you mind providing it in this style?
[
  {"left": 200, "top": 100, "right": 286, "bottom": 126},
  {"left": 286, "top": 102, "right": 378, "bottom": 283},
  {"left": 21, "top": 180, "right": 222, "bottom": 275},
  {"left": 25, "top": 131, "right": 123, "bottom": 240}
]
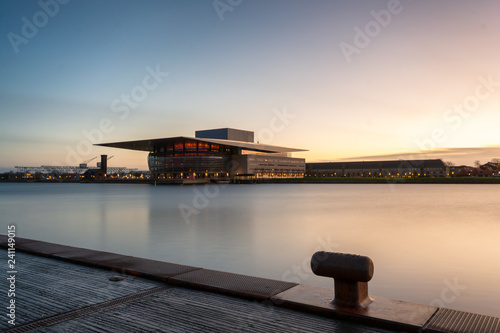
[{"left": 96, "top": 136, "right": 307, "bottom": 153}]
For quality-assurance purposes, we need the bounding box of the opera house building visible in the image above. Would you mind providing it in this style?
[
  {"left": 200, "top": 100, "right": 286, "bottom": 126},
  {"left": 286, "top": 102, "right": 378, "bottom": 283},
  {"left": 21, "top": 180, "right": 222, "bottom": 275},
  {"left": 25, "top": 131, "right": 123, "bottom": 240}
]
[{"left": 97, "top": 128, "right": 306, "bottom": 181}]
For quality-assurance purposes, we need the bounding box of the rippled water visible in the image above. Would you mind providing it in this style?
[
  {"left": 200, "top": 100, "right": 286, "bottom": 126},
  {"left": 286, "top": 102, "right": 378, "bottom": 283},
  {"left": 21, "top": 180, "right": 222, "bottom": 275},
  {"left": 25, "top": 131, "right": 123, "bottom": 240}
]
[{"left": 1, "top": 182, "right": 498, "bottom": 317}]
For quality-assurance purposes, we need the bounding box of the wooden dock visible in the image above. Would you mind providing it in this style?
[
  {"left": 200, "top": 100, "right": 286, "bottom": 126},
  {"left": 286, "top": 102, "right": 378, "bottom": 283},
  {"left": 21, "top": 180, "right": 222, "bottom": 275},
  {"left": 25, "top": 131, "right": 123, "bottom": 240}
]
[{"left": 0, "top": 236, "right": 498, "bottom": 333}]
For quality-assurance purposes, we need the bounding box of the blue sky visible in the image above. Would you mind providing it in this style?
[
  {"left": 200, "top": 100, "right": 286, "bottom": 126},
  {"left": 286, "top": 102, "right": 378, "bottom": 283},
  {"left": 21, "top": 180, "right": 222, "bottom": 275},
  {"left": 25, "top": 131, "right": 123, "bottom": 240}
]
[{"left": 1, "top": 0, "right": 499, "bottom": 170}]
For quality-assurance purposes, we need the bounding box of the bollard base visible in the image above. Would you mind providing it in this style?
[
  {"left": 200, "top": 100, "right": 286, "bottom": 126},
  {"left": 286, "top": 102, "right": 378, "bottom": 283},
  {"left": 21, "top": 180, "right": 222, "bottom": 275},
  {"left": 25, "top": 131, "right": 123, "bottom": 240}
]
[
  {"left": 271, "top": 284, "right": 439, "bottom": 333},
  {"left": 333, "top": 280, "right": 373, "bottom": 308}
]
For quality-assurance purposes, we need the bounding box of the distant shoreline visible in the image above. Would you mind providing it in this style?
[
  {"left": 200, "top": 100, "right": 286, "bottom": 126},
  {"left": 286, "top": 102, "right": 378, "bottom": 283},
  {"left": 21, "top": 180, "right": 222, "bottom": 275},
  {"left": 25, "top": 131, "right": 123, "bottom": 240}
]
[
  {"left": 260, "top": 177, "right": 500, "bottom": 184},
  {"left": 2, "top": 177, "right": 500, "bottom": 185}
]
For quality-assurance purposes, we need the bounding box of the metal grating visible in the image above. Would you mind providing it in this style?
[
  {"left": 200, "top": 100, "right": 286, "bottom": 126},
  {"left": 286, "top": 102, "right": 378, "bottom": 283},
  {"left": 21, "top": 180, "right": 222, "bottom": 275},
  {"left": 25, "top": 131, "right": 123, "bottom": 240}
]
[
  {"left": 169, "top": 268, "right": 298, "bottom": 299},
  {"left": 3, "top": 286, "right": 171, "bottom": 333},
  {"left": 424, "top": 308, "right": 500, "bottom": 333},
  {"left": 40, "top": 287, "right": 397, "bottom": 333},
  {"left": 99, "top": 256, "right": 201, "bottom": 278},
  {"left": 10, "top": 241, "right": 76, "bottom": 256}
]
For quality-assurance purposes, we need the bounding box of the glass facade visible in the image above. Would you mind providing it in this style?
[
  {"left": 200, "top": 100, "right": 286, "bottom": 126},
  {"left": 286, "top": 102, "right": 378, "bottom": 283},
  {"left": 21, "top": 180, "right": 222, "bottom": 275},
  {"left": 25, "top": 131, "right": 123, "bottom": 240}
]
[
  {"left": 139, "top": 136, "right": 307, "bottom": 180},
  {"left": 148, "top": 138, "right": 240, "bottom": 178},
  {"left": 246, "top": 154, "right": 305, "bottom": 178}
]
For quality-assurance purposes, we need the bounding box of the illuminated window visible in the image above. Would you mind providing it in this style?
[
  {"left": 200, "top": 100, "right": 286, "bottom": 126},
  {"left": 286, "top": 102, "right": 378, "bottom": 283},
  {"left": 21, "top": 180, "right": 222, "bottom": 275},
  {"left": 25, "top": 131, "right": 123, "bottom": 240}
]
[
  {"left": 185, "top": 142, "right": 197, "bottom": 150},
  {"left": 174, "top": 142, "right": 184, "bottom": 151},
  {"left": 198, "top": 142, "right": 210, "bottom": 151}
]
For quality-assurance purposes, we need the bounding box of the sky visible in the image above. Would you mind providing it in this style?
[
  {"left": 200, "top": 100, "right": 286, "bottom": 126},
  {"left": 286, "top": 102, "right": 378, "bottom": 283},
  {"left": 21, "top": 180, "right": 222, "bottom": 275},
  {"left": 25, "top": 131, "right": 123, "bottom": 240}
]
[{"left": 1, "top": 0, "right": 499, "bottom": 171}]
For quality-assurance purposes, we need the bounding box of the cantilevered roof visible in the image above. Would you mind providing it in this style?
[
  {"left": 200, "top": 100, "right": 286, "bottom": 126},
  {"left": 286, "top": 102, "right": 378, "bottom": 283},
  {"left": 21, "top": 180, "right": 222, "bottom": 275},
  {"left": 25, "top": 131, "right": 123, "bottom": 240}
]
[{"left": 95, "top": 136, "right": 307, "bottom": 153}]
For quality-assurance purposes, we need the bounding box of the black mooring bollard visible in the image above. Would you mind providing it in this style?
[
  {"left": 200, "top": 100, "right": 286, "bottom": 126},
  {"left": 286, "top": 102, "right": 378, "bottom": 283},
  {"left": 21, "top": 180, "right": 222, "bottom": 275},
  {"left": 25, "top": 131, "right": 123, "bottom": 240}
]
[{"left": 311, "top": 251, "right": 374, "bottom": 308}]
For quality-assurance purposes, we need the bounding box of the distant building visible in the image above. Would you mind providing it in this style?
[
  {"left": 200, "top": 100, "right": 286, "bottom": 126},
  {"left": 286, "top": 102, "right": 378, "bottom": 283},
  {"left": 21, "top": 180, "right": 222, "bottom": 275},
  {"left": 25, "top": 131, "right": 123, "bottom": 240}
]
[
  {"left": 449, "top": 161, "right": 500, "bottom": 178},
  {"left": 306, "top": 159, "right": 448, "bottom": 178},
  {"left": 82, "top": 155, "right": 108, "bottom": 181},
  {"left": 97, "top": 128, "right": 306, "bottom": 180},
  {"left": 448, "top": 165, "right": 471, "bottom": 177}
]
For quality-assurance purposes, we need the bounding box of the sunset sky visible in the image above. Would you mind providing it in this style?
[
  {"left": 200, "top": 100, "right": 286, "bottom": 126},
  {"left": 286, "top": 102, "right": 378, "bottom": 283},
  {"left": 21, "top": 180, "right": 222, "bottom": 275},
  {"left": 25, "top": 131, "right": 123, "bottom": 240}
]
[{"left": 1, "top": 0, "right": 499, "bottom": 171}]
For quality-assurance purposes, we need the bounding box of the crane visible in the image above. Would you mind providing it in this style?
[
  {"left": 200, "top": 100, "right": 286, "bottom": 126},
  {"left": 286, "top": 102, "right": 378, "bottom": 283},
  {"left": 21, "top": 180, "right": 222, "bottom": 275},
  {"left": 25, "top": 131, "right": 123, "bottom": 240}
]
[
  {"left": 82, "top": 156, "right": 97, "bottom": 164},
  {"left": 79, "top": 156, "right": 97, "bottom": 168}
]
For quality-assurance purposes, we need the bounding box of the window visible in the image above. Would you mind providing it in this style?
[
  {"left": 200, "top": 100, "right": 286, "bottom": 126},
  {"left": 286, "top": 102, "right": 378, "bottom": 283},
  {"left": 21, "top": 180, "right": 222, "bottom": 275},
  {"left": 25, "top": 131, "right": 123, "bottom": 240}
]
[
  {"left": 198, "top": 142, "right": 210, "bottom": 151},
  {"left": 174, "top": 142, "right": 184, "bottom": 151},
  {"left": 185, "top": 141, "right": 197, "bottom": 151}
]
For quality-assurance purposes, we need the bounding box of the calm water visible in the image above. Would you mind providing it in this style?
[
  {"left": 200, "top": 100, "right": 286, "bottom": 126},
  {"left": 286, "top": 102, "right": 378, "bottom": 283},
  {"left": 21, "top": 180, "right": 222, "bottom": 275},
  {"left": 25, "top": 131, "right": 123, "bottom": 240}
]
[{"left": 1, "top": 182, "right": 499, "bottom": 317}]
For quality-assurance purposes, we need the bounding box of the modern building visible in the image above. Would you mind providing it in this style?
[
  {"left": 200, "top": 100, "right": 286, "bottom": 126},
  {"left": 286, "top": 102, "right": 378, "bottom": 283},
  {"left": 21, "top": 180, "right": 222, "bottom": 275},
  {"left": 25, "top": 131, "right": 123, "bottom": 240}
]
[
  {"left": 306, "top": 159, "right": 448, "bottom": 178},
  {"left": 96, "top": 128, "right": 306, "bottom": 181}
]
